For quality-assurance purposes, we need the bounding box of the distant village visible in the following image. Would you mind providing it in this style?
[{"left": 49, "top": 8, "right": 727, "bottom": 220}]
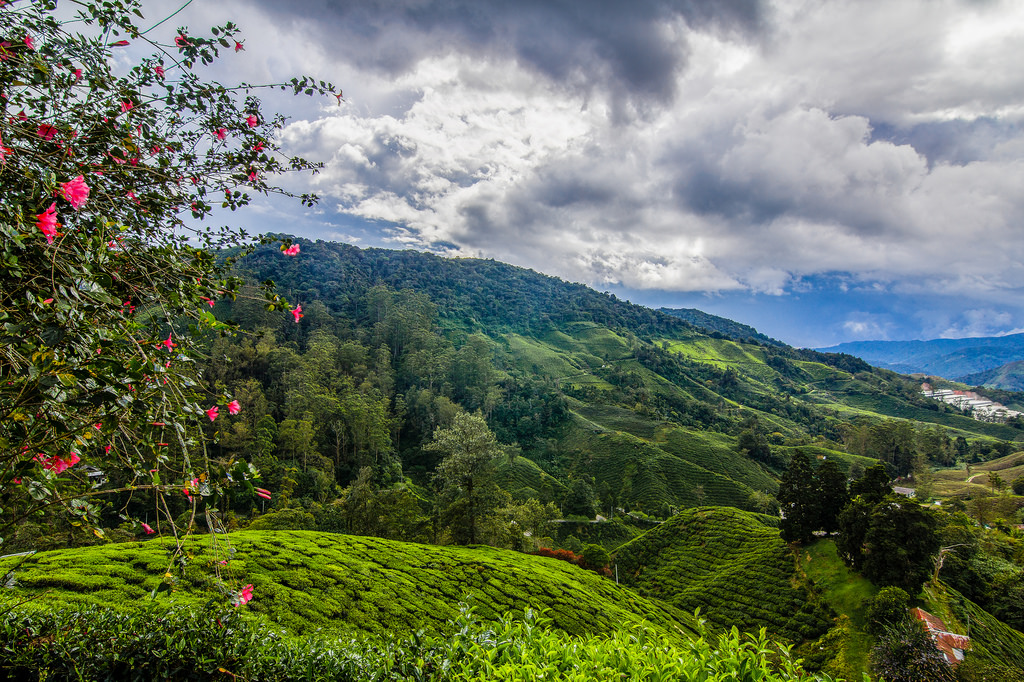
[{"left": 921, "top": 384, "right": 1023, "bottom": 423}]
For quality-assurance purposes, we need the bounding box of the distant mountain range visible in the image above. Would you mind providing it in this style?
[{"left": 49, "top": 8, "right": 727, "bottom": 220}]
[{"left": 816, "top": 334, "right": 1024, "bottom": 387}]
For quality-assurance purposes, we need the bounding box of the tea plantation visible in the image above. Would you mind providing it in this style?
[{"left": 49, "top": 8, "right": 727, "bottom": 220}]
[
  {"left": 613, "top": 507, "right": 833, "bottom": 643},
  {"left": 0, "top": 530, "right": 698, "bottom": 641}
]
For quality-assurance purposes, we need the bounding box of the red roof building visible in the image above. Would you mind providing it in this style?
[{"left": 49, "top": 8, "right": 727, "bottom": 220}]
[{"left": 911, "top": 607, "right": 971, "bottom": 666}]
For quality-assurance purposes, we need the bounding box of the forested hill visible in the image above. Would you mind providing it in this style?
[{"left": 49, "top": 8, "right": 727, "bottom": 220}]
[
  {"left": 221, "top": 238, "right": 1024, "bottom": 488},
  {"left": 659, "top": 307, "right": 785, "bottom": 347},
  {"left": 961, "top": 360, "right": 1024, "bottom": 392},
  {"left": 241, "top": 239, "right": 702, "bottom": 339}
]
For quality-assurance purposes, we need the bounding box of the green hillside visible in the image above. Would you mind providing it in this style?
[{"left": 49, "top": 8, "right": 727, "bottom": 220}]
[
  {"left": 962, "top": 359, "right": 1024, "bottom": 392},
  {"left": 932, "top": 451, "right": 1024, "bottom": 497},
  {"left": 659, "top": 307, "right": 785, "bottom": 346},
  {"left": 0, "top": 530, "right": 698, "bottom": 641},
  {"left": 10, "top": 239, "right": 1024, "bottom": 680},
  {"left": 214, "top": 239, "right": 1024, "bottom": 518},
  {"left": 612, "top": 507, "right": 832, "bottom": 645},
  {"left": 922, "top": 582, "right": 1024, "bottom": 678},
  {"left": 799, "top": 540, "right": 879, "bottom": 677}
]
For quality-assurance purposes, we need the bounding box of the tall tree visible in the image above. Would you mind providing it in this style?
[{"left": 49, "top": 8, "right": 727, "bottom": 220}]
[
  {"left": 870, "top": 621, "right": 955, "bottom": 682},
  {"left": 862, "top": 498, "right": 940, "bottom": 594},
  {"left": 563, "top": 477, "right": 598, "bottom": 518},
  {"left": 850, "top": 461, "right": 891, "bottom": 504},
  {"left": 836, "top": 496, "right": 874, "bottom": 571},
  {"left": 815, "top": 459, "right": 849, "bottom": 534},
  {"left": 427, "top": 411, "right": 503, "bottom": 544},
  {"left": 778, "top": 452, "right": 818, "bottom": 543}
]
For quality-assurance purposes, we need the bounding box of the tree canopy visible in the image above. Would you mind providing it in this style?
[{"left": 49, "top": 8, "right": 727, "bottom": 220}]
[{"left": 428, "top": 411, "right": 504, "bottom": 544}]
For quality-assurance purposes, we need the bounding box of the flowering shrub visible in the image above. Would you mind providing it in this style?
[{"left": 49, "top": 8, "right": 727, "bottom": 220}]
[
  {"left": 533, "top": 547, "right": 585, "bottom": 566},
  {"left": 0, "top": 0, "right": 333, "bottom": 571}
]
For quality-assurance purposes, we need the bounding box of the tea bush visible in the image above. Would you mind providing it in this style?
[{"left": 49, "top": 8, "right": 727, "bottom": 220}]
[{"left": 0, "top": 599, "right": 855, "bottom": 681}]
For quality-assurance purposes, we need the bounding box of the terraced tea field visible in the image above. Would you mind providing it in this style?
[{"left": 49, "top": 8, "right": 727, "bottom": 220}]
[
  {"left": 614, "top": 507, "right": 832, "bottom": 644},
  {"left": 0, "top": 531, "right": 699, "bottom": 641}
]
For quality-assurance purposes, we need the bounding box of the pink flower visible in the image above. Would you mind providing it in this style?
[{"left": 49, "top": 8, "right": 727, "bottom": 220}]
[
  {"left": 162, "top": 333, "right": 175, "bottom": 351},
  {"left": 36, "top": 203, "right": 60, "bottom": 244},
  {"left": 215, "top": 128, "right": 226, "bottom": 141},
  {"left": 42, "top": 298, "right": 54, "bottom": 304},
  {"left": 141, "top": 522, "right": 154, "bottom": 535},
  {"left": 37, "top": 124, "right": 57, "bottom": 141},
  {"left": 182, "top": 477, "right": 199, "bottom": 502},
  {"left": 120, "top": 100, "right": 133, "bottom": 113},
  {"left": 39, "top": 452, "right": 80, "bottom": 473},
  {"left": 110, "top": 40, "right": 130, "bottom": 47},
  {"left": 248, "top": 169, "right": 258, "bottom": 182},
  {"left": 154, "top": 65, "right": 165, "bottom": 78},
  {"left": 206, "top": 406, "right": 219, "bottom": 421},
  {"left": 253, "top": 142, "right": 265, "bottom": 152},
  {"left": 246, "top": 115, "right": 257, "bottom": 127},
  {"left": 201, "top": 297, "right": 215, "bottom": 307},
  {"left": 255, "top": 487, "right": 272, "bottom": 500},
  {"left": 175, "top": 35, "right": 191, "bottom": 48},
  {"left": 72, "top": 68, "right": 82, "bottom": 83},
  {"left": 236, "top": 584, "right": 254, "bottom": 606},
  {"left": 227, "top": 400, "right": 241, "bottom": 415},
  {"left": 291, "top": 305, "right": 303, "bottom": 323},
  {"left": 59, "top": 175, "right": 90, "bottom": 210},
  {"left": 23, "top": 35, "right": 35, "bottom": 50},
  {"left": 0, "top": 134, "right": 11, "bottom": 165},
  {"left": 283, "top": 244, "right": 300, "bottom": 256},
  {"left": 234, "top": 41, "right": 245, "bottom": 53}
]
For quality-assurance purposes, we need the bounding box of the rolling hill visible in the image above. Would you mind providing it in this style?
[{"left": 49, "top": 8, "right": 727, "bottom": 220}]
[
  {"left": 961, "top": 359, "right": 1024, "bottom": 392},
  {"left": 612, "top": 507, "right": 832, "bottom": 645},
  {"left": 207, "top": 239, "right": 1024, "bottom": 523},
  {"left": 0, "top": 530, "right": 699, "bottom": 641},
  {"left": 6, "top": 238, "right": 1024, "bottom": 680}
]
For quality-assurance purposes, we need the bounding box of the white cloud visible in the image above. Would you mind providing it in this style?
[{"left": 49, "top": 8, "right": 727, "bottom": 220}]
[
  {"left": 140, "top": 0, "right": 1024, "bottom": 335},
  {"left": 941, "top": 308, "right": 1015, "bottom": 339},
  {"left": 842, "top": 317, "right": 890, "bottom": 340}
]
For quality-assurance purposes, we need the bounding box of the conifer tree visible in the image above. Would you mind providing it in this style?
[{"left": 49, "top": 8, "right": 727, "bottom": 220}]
[
  {"left": 814, "top": 459, "right": 849, "bottom": 534},
  {"left": 778, "top": 451, "right": 817, "bottom": 543}
]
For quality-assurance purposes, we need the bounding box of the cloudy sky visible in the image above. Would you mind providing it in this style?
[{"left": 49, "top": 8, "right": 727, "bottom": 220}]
[{"left": 148, "top": 0, "right": 1024, "bottom": 347}]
